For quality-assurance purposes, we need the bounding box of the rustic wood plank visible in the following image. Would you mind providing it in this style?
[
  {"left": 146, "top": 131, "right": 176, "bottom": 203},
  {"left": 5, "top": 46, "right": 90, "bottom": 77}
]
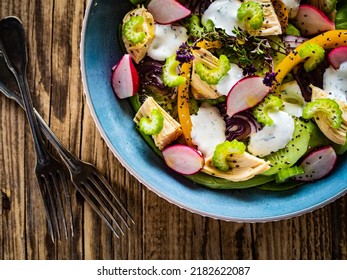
[
  {"left": 220, "top": 222, "right": 254, "bottom": 259},
  {"left": 1, "top": 0, "right": 347, "bottom": 261},
  {"left": 330, "top": 196, "right": 347, "bottom": 259},
  {"left": 0, "top": 98, "right": 26, "bottom": 260}
]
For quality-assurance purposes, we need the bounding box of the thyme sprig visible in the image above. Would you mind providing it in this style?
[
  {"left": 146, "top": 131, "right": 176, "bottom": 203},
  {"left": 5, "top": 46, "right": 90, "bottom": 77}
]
[{"left": 192, "top": 27, "right": 283, "bottom": 75}]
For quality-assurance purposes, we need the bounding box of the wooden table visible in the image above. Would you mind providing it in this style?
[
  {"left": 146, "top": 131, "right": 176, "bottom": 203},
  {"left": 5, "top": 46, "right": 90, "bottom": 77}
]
[{"left": 1, "top": 0, "right": 347, "bottom": 260}]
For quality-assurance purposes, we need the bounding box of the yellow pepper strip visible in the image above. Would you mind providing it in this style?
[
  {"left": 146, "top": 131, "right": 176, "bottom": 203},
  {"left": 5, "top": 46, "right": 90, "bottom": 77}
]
[
  {"left": 178, "top": 62, "right": 193, "bottom": 146},
  {"left": 196, "top": 39, "right": 222, "bottom": 50},
  {"left": 275, "top": 30, "right": 347, "bottom": 87}
]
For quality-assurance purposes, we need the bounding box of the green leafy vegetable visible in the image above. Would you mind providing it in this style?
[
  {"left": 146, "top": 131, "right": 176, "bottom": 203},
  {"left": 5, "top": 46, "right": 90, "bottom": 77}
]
[{"left": 336, "top": 0, "right": 347, "bottom": 29}]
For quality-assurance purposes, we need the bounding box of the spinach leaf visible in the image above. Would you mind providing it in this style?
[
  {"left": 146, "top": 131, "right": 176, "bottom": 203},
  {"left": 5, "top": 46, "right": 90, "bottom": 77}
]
[{"left": 336, "top": 1, "right": 347, "bottom": 29}]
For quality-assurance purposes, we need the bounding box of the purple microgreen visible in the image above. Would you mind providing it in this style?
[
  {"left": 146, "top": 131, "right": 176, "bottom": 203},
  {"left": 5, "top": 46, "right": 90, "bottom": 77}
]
[
  {"left": 263, "top": 72, "right": 277, "bottom": 87},
  {"left": 176, "top": 43, "right": 194, "bottom": 64}
]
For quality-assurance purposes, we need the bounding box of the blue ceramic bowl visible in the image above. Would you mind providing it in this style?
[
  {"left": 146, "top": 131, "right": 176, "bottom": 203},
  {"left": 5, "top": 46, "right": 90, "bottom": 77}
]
[{"left": 80, "top": 0, "right": 347, "bottom": 222}]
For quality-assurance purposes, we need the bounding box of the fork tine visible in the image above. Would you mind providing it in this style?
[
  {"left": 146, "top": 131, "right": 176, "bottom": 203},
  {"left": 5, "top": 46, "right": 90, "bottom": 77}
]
[
  {"left": 36, "top": 176, "right": 56, "bottom": 242},
  {"left": 90, "top": 174, "right": 131, "bottom": 229},
  {"left": 41, "top": 175, "right": 61, "bottom": 240},
  {"left": 93, "top": 170, "right": 135, "bottom": 224},
  {"left": 51, "top": 171, "right": 69, "bottom": 239},
  {"left": 75, "top": 183, "right": 120, "bottom": 237},
  {"left": 85, "top": 179, "right": 125, "bottom": 235},
  {"left": 57, "top": 169, "right": 74, "bottom": 237}
]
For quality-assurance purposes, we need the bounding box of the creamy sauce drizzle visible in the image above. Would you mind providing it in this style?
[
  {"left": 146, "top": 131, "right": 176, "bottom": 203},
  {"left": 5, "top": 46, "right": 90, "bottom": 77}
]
[
  {"left": 147, "top": 24, "right": 188, "bottom": 61},
  {"left": 323, "top": 62, "right": 347, "bottom": 103},
  {"left": 191, "top": 103, "right": 226, "bottom": 157},
  {"left": 248, "top": 110, "right": 295, "bottom": 157},
  {"left": 202, "top": 0, "right": 244, "bottom": 36},
  {"left": 217, "top": 64, "right": 244, "bottom": 95}
]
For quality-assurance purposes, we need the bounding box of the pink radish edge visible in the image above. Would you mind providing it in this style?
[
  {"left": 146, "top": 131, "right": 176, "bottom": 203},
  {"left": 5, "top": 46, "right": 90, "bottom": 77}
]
[
  {"left": 226, "top": 76, "right": 270, "bottom": 117},
  {"left": 111, "top": 54, "right": 139, "bottom": 99},
  {"left": 294, "top": 146, "right": 337, "bottom": 182},
  {"left": 162, "top": 144, "right": 204, "bottom": 175},
  {"left": 292, "top": 4, "right": 335, "bottom": 36},
  {"left": 147, "top": 0, "right": 191, "bottom": 24},
  {"left": 328, "top": 46, "right": 347, "bottom": 69}
]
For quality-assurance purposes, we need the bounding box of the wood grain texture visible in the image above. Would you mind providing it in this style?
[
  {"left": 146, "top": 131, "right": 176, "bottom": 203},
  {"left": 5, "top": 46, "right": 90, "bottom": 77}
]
[{"left": 1, "top": 0, "right": 347, "bottom": 260}]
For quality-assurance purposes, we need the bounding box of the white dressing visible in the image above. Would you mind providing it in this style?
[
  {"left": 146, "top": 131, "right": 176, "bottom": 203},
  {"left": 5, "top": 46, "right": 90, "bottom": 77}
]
[
  {"left": 216, "top": 64, "right": 244, "bottom": 96},
  {"left": 323, "top": 62, "right": 347, "bottom": 103},
  {"left": 191, "top": 103, "right": 226, "bottom": 157},
  {"left": 147, "top": 24, "right": 188, "bottom": 61},
  {"left": 248, "top": 110, "right": 295, "bottom": 157},
  {"left": 281, "top": 0, "right": 301, "bottom": 18},
  {"left": 201, "top": 0, "right": 244, "bottom": 36},
  {"left": 279, "top": 80, "right": 305, "bottom": 117}
]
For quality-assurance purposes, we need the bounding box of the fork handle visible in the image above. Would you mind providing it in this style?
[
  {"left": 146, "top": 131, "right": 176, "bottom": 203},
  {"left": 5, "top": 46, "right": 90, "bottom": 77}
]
[
  {"left": 34, "top": 112, "right": 82, "bottom": 173},
  {"left": 0, "top": 79, "right": 82, "bottom": 172},
  {"left": 16, "top": 71, "right": 51, "bottom": 164}
]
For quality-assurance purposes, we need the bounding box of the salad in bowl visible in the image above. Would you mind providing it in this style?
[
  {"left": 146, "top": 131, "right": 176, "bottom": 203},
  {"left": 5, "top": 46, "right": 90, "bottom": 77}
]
[{"left": 111, "top": 0, "right": 347, "bottom": 191}]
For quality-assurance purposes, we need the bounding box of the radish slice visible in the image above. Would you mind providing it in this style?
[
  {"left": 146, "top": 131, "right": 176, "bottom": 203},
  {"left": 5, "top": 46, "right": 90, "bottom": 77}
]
[
  {"left": 226, "top": 76, "right": 270, "bottom": 117},
  {"left": 111, "top": 54, "right": 139, "bottom": 99},
  {"left": 292, "top": 4, "right": 335, "bottom": 36},
  {"left": 328, "top": 46, "right": 347, "bottom": 69},
  {"left": 147, "top": 0, "right": 191, "bottom": 24},
  {"left": 294, "top": 146, "right": 337, "bottom": 182},
  {"left": 162, "top": 144, "right": 204, "bottom": 175}
]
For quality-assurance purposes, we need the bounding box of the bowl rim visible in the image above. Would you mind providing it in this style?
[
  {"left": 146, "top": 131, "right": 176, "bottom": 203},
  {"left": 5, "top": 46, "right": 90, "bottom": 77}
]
[{"left": 79, "top": 0, "right": 347, "bottom": 223}]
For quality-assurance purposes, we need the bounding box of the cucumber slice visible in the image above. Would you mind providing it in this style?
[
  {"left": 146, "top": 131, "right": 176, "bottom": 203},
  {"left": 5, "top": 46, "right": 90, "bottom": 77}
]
[{"left": 262, "top": 118, "right": 312, "bottom": 176}]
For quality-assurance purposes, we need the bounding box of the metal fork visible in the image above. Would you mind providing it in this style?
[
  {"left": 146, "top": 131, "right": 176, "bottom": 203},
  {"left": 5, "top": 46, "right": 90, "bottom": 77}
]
[
  {"left": 0, "top": 17, "right": 134, "bottom": 238},
  {"left": 0, "top": 18, "right": 73, "bottom": 242}
]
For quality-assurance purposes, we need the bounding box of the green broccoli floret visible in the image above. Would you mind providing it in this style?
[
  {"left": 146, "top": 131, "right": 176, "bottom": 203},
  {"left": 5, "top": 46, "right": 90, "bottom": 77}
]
[{"left": 188, "top": 15, "right": 214, "bottom": 38}]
